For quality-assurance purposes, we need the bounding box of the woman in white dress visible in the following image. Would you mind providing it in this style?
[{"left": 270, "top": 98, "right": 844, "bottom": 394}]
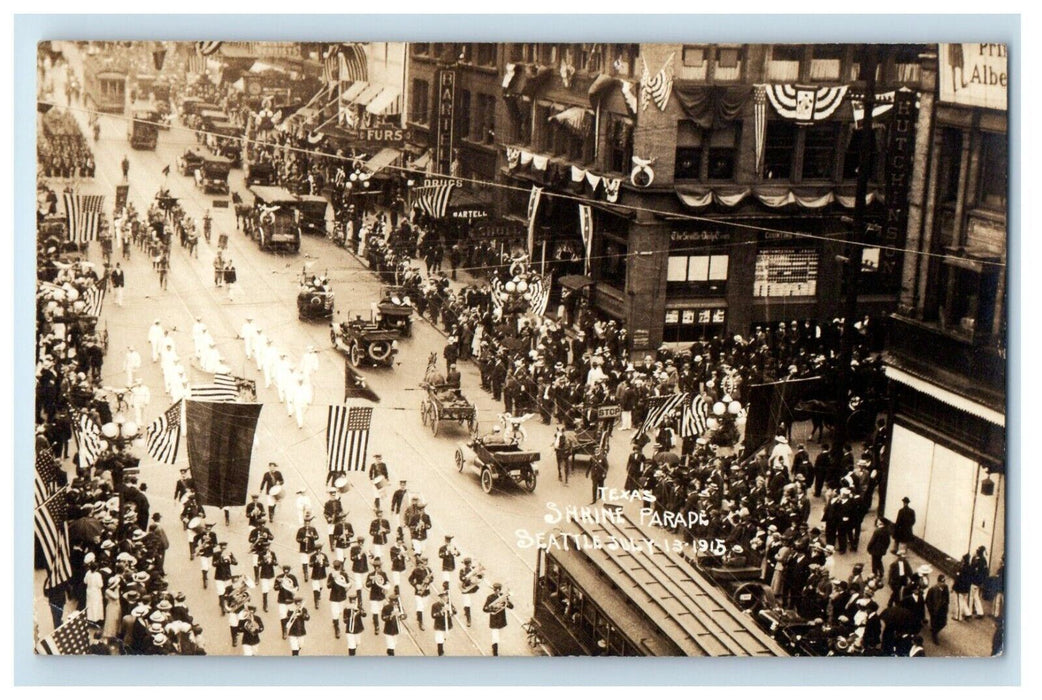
[
  {"left": 84, "top": 564, "right": 104, "bottom": 625},
  {"left": 102, "top": 576, "right": 121, "bottom": 638}
]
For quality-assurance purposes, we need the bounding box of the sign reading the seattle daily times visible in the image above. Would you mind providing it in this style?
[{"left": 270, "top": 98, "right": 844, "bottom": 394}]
[{"left": 939, "top": 43, "right": 1008, "bottom": 111}]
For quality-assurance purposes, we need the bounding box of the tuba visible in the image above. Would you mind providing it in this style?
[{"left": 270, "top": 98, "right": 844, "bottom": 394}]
[{"left": 486, "top": 588, "right": 512, "bottom": 613}]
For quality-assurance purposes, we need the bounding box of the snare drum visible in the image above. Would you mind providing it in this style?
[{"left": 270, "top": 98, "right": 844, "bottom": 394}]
[
  {"left": 187, "top": 516, "right": 203, "bottom": 531},
  {"left": 334, "top": 475, "right": 349, "bottom": 494},
  {"left": 269, "top": 484, "right": 284, "bottom": 501}
]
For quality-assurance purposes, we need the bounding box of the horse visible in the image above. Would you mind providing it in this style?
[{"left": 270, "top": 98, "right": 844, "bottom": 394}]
[
  {"left": 423, "top": 352, "right": 444, "bottom": 386},
  {"left": 789, "top": 399, "right": 839, "bottom": 442}
]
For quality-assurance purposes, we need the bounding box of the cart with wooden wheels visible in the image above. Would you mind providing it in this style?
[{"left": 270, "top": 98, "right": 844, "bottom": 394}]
[
  {"left": 454, "top": 438, "right": 540, "bottom": 494},
  {"left": 420, "top": 383, "right": 476, "bottom": 437}
]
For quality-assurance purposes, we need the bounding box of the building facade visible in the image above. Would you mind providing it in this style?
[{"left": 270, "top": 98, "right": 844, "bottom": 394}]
[
  {"left": 882, "top": 43, "right": 1007, "bottom": 573},
  {"left": 404, "top": 43, "right": 929, "bottom": 353}
]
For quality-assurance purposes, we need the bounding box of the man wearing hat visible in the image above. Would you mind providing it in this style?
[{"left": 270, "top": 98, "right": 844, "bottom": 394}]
[
  {"left": 866, "top": 518, "right": 891, "bottom": 579},
  {"left": 380, "top": 593, "right": 405, "bottom": 655},
  {"left": 892, "top": 497, "right": 916, "bottom": 554},
  {"left": 192, "top": 523, "right": 218, "bottom": 589},
  {"left": 366, "top": 559, "right": 391, "bottom": 624},
  {"left": 409, "top": 555, "right": 435, "bottom": 630},
  {"left": 459, "top": 558, "right": 483, "bottom": 627},
  {"left": 239, "top": 317, "right": 256, "bottom": 360},
  {"left": 887, "top": 549, "right": 913, "bottom": 605},
  {"left": 926, "top": 573, "right": 951, "bottom": 645},
  {"left": 212, "top": 542, "right": 239, "bottom": 612},
  {"left": 174, "top": 468, "right": 196, "bottom": 507},
  {"left": 331, "top": 513, "right": 354, "bottom": 564},
  {"left": 326, "top": 560, "right": 351, "bottom": 638},
  {"left": 369, "top": 508, "right": 392, "bottom": 559},
  {"left": 238, "top": 605, "right": 264, "bottom": 656},
  {"left": 285, "top": 596, "right": 310, "bottom": 655},
  {"left": 275, "top": 565, "right": 300, "bottom": 637},
  {"left": 260, "top": 463, "right": 285, "bottom": 523},
  {"left": 389, "top": 479, "right": 409, "bottom": 540},
  {"left": 431, "top": 588, "right": 457, "bottom": 656},
  {"left": 296, "top": 515, "right": 320, "bottom": 582},
  {"left": 342, "top": 593, "right": 366, "bottom": 654},
  {"left": 308, "top": 544, "right": 330, "bottom": 610},
  {"left": 148, "top": 319, "right": 165, "bottom": 362},
  {"left": 323, "top": 488, "right": 345, "bottom": 550},
  {"left": 438, "top": 535, "right": 460, "bottom": 586},
  {"left": 368, "top": 454, "right": 390, "bottom": 506},
  {"left": 483, "top": 583, "right": 514, "bottom": 656},
  {"left": 256, "top": 543, "right": 279, "bottom": 612},
  {"left": 348, "top": 536, "right": 371, "bottom": 591},
  {"left": 246, "top": 494, "right": 266, "bottom": 530},
  {"left": 407, "top": 502, "right": 432, "bottom": 555}
]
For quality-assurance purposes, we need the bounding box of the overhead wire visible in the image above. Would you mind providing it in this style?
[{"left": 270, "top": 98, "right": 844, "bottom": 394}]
[{"left": 39, "top": 98, "right": 1006, "bottom": 270}]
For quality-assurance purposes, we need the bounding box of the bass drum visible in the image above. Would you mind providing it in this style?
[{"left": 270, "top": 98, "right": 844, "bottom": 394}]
[{"left": 368, "top": 340, "right": 392, "bottom": 363}]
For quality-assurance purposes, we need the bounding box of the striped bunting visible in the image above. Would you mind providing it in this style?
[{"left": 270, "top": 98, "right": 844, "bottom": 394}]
[
  {"left": 146, "top": 399, "right": 183, "bottom": 465},
  {"left": 639, "top": 392, "right": 688, "bottom": 436},
  {"left": 74, "top": 414, "right": 103, "bottom": 468},
  {"left": 82, "top": 282, "right": 105, "bottom": 318},
  {"left": 338, "top": 43, "right": 368, "bottom": 83},
  {"left": 196, "top": 41, "right": 223, "bottom": 56},
  {"left": 185, "top": 53, "right": 207, "bottom": 75},
  {"left": 640, "top": 53, "right": 674, "bottom": 112},
  {"left": 63, "top": 193, "right": 104, "bottom": 243},
  {"left": 34, "top": 486, "right": 73, "bottom": 589},
  {"left": 190, "top": 372, "right": 239, "bottom": 402},
  {"left": 326, "top": 405, "right": 373, "bottom": 473},
  {"left": 412, "top": 182, "right": 456, "bottom": 219},
  {"left": 529, "top": 274, "right": 552, "bottom": 317},
  {"left": 35, "top": 611, "right": 91, "bottom": 655},
  {"left": 680, "top": 394, "right": 711, "bottom": 439},
  {"left": 35, "top": 448, "right": 62, "bottom": 493}
]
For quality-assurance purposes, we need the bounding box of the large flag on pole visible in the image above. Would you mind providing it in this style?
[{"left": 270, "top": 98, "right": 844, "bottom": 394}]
[
  {"left": 73, "top": 413, "right": 103, "bottom": 468},
  {"left": 526, "top": 186, "right": 542, "bottom": 259},
  {"left": 35, "top": 611, "right": 91, "bottom": 655},
  {"left": 326, "top": 405, "right": 373, "bottom": 473},
  {"left": 190, "top": 372, "right": 239, "bottom": 402},
  {"left": 34, "top": 486, "right": 73, "bottom": 589},
  {"left": 680, "top": 394, "right": 711, "bottom": 438},
  {"left": 184, "top": 400, "right": 262, "bottom": 507},
  {"left": 63, "top": 193, "right": 104, "bottom": 243},
  {"left": 638, "top": 393, "right": 689, "bottom": 436},
  {"left": 146, "top": 399, "right": 183, "bottom": 465}
]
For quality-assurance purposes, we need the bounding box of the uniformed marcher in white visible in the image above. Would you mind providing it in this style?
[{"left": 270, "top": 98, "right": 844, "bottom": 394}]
[
  {"left": 123, "top": 345, "right": 142, "bottom": 385},
  {"left": 262, "top": 343, "right": 279, "bottom": 388},
  {"left": 407, "top": 503, "right": 432, "bottom": 555},
  {"left": 193, "top": 523, "right": 218, "bottom": 589},
  {"left": 327, "top": 560, "right": 351, "bottom": 638},
  {"left": 130, "top": 379, "right": 150, "bottom": 425},
  {"left": 438, "top": 534, "right": 459, "bottom": 586},
  {"left": 275, "top": 352, "right": 293, "bottom": 402},
  {"left": 240, "top": 317, "right": 256, "bottom": 360},
  {"left": 409, "top": 555, "right": 434, "bottom": 630},
  {"left": 290, "top": 374, "right": 312, "bottom": 429},
  {"left": 459, "top": 557, "right": 484, "bottom": 627},
  {"left": 201, "top": 339, "right": 221, "bottom": 373},
  {"left": 431, "top": 588, "right": 457, "bottom": 656},
  {"left": 483, "top": 583, "right": 514, "bottom": 656},
  {"left": 295, "top": 515, "right": 319, "bottom": 581},
  {"left": 275, "top": 565, "right": 299, "bottom": 637},
  {"left": 285, "top": 596, "right": 310, "bottom": 655},
  {"left": 191, "top": 318, "right": 206, "bottom": 358},
  {"left": 295, "top": 489, "right": 313, "bottom": 527},
  {"left": 366, "top": 560, "right": 390, "bottom": 630},
  {"left": 368, "top": 454, "right": 390, "bottom": 506},
  {"left": 147, "top": 319, "right": 164, "bottom": 362},
  {"left": 212, "top": 542, "right": 238, "bottom": 609},
  {"left": 342, "top": 593, "right": 366, "bottom": 654},
  {"left": 380, "top": 593, "right": 405, "bottom": 655},
  {"left": 308, "top": 545, "right": 329, "bottom": 609},
  {"left": 299, "top": 345, "right": 319, "bottom": 383},
  {"left": 254, "top": 331, "right": 270, "bottom": 372},
  {"left": 331, "top": 513, "right": 354, "bottom": 563}
]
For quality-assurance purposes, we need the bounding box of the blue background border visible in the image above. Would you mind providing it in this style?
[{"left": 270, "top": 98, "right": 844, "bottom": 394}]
[{"left": 13, "top": 13, "right": 1021, "bottom": 686}]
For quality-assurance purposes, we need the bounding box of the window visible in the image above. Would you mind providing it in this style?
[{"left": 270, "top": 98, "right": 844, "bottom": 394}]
[
  {"left": 476, "top": 43, "right": 496, "bottom": 67},
  {"left": 892, "top": 45, "right": 924, "bottom": 83},
  {"left": 844, "top": 126, "right": 870, "bottom": 180},
  {"left": 508, "top": 43, "right": 525, "bottom": 62},
  {"left": 763, "top": 121, "right": 797, "bottom": 180},
  {"left": 581, "top": 44, "right": 603, "bottom": 73},
  {"left": 979, "top": 131, "right": 1007, "bottom": 210},
  {"left": 533, "top": 102, "right": 552, "bottom": 152},
  {"left": 410, "top": 78, "right": 429, "bottom": 125},
  {"left": 458, "top": 89, "right": 472, "bottom": 141},
  {"left": 667, "top": 254, "right": 729, "bottom": 294},
  {"left": 674, "top": 121, "right": 703, "bottom": 179},
  {"left": 663, "top": 306, "right": 727, "bottom": 342},
  {"left": 682, "top": 45, "right": 707, "bottom": 67},
  {"left": 802, "top": 124, "right": 838, "bottom": 180},
  {"left": 610, "top": 44, "right": 636, "bottom": 77},
  {"left": 411, "top": 43, "right": 430, "bottom": 57},
  {"left": 475, "top": 93, "right": 496, "bottom": 144},
  {"left": 768, "top": 45, "right": 803, "bottom": 81},
  {"left": 539, "top": 44, "right": 557, "bottom": 66},
  {"left": 597, "top": 236, "right": 628, "bottom": 289},
  {"left": 713, "top": 45, "right": 743, "bottom": 81},
  {"left": 707, "top": 125, "right": 738, "bottom": 180},
  {"left": 940, "top": 128, "right": 964, "bottom": 205},
  {"left": 754, "top": 248, "right": 819, "bottom": 297},
  {"left": 809, "top": 45, "right": 843, "bottom": 81},
  {"left": 607, "top": 114, "right": 634, "bottom": 174}
]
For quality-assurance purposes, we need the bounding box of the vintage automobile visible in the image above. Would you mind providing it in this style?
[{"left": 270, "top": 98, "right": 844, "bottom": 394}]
[
  {"left": 374, "top": 286, "right": 414, "bottom": 337},
  {"left": 207, "top": 120, "right": 241, "bottom": 166},
  {"left": 297, "top": 273, "right": 334, "bottom": 321},
  {"left": 330, "top": 314, "right": 399, "bottom": 368},
  {"left": 196, "top": 155, "right": 232, "bottom": 195},
  {"left": 454, "top": 437, "right": 540, "bottom": 494},
  {"left": 244, "top": 160, "right": 277, "bottom": 187},
  {"left": 248, "top": 186, "right": 302, "bottom": 253},
  {"left": 127, "top": 104, "right": 158, "bottom": 150},
  {"left": 177, "top": 148, "right": 206, "bottom": 177},
  {"left": 295, "top": 194, "right": 329, "bottom": 236}
]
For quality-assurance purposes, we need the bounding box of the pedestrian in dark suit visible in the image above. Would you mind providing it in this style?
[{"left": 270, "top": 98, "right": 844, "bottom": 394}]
[
  {"left": 866, "top": 518, "right": 891, "bottom": 578},
  {"left": 892, "top": 497, "right": 916, "bottom": 553},
  {"left": 926, "top": 574, "right": 950, "bottom": 645}
]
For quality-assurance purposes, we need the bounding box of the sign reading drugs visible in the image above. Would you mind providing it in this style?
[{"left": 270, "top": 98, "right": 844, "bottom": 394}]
[{"left": 940, "top": 43, "right": 1007, "bottom": 111}]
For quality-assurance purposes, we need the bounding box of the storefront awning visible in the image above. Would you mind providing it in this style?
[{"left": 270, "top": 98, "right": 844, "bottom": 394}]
[
  {"left": 354, "top": 84, "right": 385, "bottom": 107},
  {"left": 363, "top": 147, "right": 401, "bottom": 175},
  {"left": 365, "top": 86, "right": 402, "bottom": 115},
  {"left": 885, "top": 365, "right": 1005, "bottom": 427},
  {"left": 447, "top": 188, "right": 489, "bottom": 220},
  {"left": 409, "top": 151, "right": 431, "bottom": 171},
  {"left": 559, "top": 274, "right": 594, "bottom": 291},
  {"left": 340, "top": 81, "right": 368, "bottom": 103}
]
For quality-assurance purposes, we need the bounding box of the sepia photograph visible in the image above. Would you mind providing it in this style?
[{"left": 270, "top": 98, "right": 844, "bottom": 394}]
[{"left": 30, "top": 36, "right": 1008, "bottom": 660}]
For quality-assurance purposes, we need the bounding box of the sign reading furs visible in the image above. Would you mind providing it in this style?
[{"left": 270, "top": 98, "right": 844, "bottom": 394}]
[{"left": 185, "top": 400, "right": 263, "bottom": 507}]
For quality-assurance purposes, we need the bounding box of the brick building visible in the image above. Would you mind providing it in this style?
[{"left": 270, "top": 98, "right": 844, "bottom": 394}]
[
  {"left": 881, "top": 44, "right": 1007, "bottom": 572},
  {"left": 405, "top": 44, "right": 929, "bottom": 352}
]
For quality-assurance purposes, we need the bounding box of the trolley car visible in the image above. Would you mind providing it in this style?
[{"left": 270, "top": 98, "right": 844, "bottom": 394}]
[{"left": 531, "top": 512, "right": 788, "bottom": 657}]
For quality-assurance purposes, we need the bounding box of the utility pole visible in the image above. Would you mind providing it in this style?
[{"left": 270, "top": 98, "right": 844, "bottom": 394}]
[{"left": 832, "top": 45, "right": 878, "bottom": 465}]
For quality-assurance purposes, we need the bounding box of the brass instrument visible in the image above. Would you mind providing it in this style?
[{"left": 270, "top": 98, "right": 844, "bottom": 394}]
[
  {"left": 241, "top": 608, "right": 260, "bottom": 634},
  {"left": 486, "top": 588, "right": 512, "bottom": 613},
  {"left": 332, "top": 572, "right": 350, "bottom": 589},
  {"left": 462, "top": 564, "right": 486, "bottom": 588}
]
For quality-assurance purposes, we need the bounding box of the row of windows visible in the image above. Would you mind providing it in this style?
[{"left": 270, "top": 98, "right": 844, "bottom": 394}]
[
  {"left": 939, "top": 127, "right": 1007, "bottom": 212},
  {"left": 410, "top": 43, "right": 498, "bottom": 68},
  {"left": 410, "top": 43, "right": 641, "bottom": 78},
  {"left": 409, "top": 80, "right": 496, "bottom": 144},
  {"left": 539, "top": 558, "right": 639, "bottom": 656},
  {"left": 677, "top": 44, "right": 925, "bottom": 84}
]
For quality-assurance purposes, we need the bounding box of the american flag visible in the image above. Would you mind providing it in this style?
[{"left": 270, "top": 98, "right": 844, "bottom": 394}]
[
  {"left": 326, "top": 405, "right": 373, "bottom": 473},
  {"left": 35, "top": 611, "right": 91, "bottom": 655},
  {"left": 680, "top": 394, "right": 711, "bottom": 439},
  {"left": 639, "top": 392, "right": 689, "bottom": 437},
  {"left": 82, "top": 282, "right": 105, "bottom": 318},
  {"left": 34, "top": 486, "right": 73, "bottom": 589},
  {"left": 412, "top": 182, "right": 456, "bottom": 219},
  {"left": 338, "top": 43, "right": 368, "bottom": 83},
  {"left": 35, "top": 447, "right": 62, "bottom": 493},
  {"left": 322, "top": 47, "right": 339, "bottom": 86},
  {"left": 73, "top": 413, "right": 103, "bottom": 468},
  {"left": 63, "top": 193, "right": 104, "bottom": 243},
  {"left": 146, "top": 399, "right": 183, "bottom": 465},
  {"left": 640, "top": 53, "right": 674, "bottom": 112},
  {"left": 529, "top": 274, "right": 552, "bottom": 317},
  {"left": 185, "top": 52, "right": 207, "bottom": 75},
  {"left": 196, "top": 40, "right": 223, "bottom": 56},
  {"left": 190, "top": 372, "right": 238, "bottom": 402}
]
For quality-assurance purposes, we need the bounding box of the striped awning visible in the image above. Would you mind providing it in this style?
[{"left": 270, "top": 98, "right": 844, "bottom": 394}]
[
  {"left": 366, "top": 86, "right": 402, "bottom": 115},
  {"left": 884, "top": 365, "right": 1005, "bottom": 427},
  {"left": 412, "top": 182, "right": 456, "bottom": 218},
  {"left": 410, "top": 151, "right": 431, "bottom": 171},
  {"left": 354, "top": 84, "right": 385, "bottom": 107},
  {"left": 340, "top": 81, "right": 368, "bottom": 103},
  {"left": 363, "top": 147, "right": 401, "bottom": 175}
]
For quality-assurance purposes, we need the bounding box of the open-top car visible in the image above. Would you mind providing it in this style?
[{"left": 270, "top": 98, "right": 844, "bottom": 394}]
[
  {"left": 375, "top": 286, "right": 414, "bottom": 337},
  {"left": 297, "top": 272, "right": 334, "bottom": 322},
  {"left": 330, "top": 313, "right": 399, "bottom": 368},
  {"left": 177, "top": 148, "right": 206, "bottom": 176},
  {"left": 196, "top": 154, "right": 232, "bottom": 195},
  {"left": 455, "top": 436, "right": 540, "bottom": 494}
]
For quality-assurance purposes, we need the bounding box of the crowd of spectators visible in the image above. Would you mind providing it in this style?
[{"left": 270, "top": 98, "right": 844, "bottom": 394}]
[{"left": 38, "top": 110, "right": 96, "bottom": 179}]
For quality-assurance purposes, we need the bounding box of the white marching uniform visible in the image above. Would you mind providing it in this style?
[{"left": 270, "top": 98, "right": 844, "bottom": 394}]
[
  {"left": 295, "top": 494, "right": 313, "bottom": 526},
  {"left": 192, "top": 322, "right": 207, "bottom": 357},
  {"left": 299, "top": 350, "right": 319, "bottom": 383},
  {"left": 290, "top": 379, "right": 313, "bottom": 428},
  {"left": 263, "top": 347, "right": 280, "bottom": 389},
  {"left": 254, "top": 334, "right": 269, "bottom": 371},
  {"left": 276, "top": 357, "right": 294, "bottom": 403},
  {"left": 147, "top": 322, "right": 164, "bottom": 362},
  {"left": 123, "top": 349, "right": 142, "bottom": 386},
  {"left": 240, "top": 320, "right": 256, "bottom": 360},
  {"left": 130, "top": 383, "right": 151, "bottom": 425}
]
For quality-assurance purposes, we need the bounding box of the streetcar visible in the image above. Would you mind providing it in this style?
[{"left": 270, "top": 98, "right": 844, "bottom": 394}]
[
  {"left": 83, "top": 57, "right": 127, "bottom": 114},
  {"left": 127, "top": 103, "right": 159, "bottom": 150},
  {"left": 530, "top": 512, "right": 788, "bottom": 657}
]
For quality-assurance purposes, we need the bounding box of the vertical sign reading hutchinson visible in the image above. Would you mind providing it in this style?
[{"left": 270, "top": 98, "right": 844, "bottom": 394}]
[
  {"left": 435, "top": 70, "right": 457, "bottom": 176},
  {"left": 881, "top": 89, "right": 918, "bottom": 282}
]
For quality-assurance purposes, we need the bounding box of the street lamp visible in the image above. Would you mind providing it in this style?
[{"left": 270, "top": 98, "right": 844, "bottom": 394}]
[{"left": 97, "top": 415, "right": 145, "bottom": 542}]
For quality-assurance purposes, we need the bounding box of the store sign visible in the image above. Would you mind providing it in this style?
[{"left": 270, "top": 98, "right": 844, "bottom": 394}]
[
  {"left": 666, "top": 307, "right": 726, "bottom": 326},
  {"left": 450, "top": 209, "right": 488, "bottom": 220},
  {"left": 670, "top": 229, "right": 732, "bottom": 244},
  {"left": 939, "top": 43, "right": 1007, "bottom": 111},
  {"left": 881, "top": 89, "right": 918, "bottom": 280},
  {"left": 434, "top": 70, "right": 457, "bottom": 176},
  {"left": 597, "top": 405, "right": 622, "bottom": 420},
  {"left": 360, "top": 127, "right": 407, "bottom": 145}
]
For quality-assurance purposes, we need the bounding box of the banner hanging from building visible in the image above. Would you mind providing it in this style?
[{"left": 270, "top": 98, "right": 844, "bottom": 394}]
[
  {"left": 526, "top": 186, "right": 543, "bottom": 259},
  {"left": 185, "top": 400, "right": 262, "bottom": 508},
  {"left": 939, "top": 43, "right": 1007, "bottom": 111},
  {"left": 434, "top": 69, "right": 457, "bottom": 175},
  {"left": 881, "top": 88, "right": 919, "bottom": 283},
  {"left": 578, "top": 204, "right": 593, "bottom": 276}
]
